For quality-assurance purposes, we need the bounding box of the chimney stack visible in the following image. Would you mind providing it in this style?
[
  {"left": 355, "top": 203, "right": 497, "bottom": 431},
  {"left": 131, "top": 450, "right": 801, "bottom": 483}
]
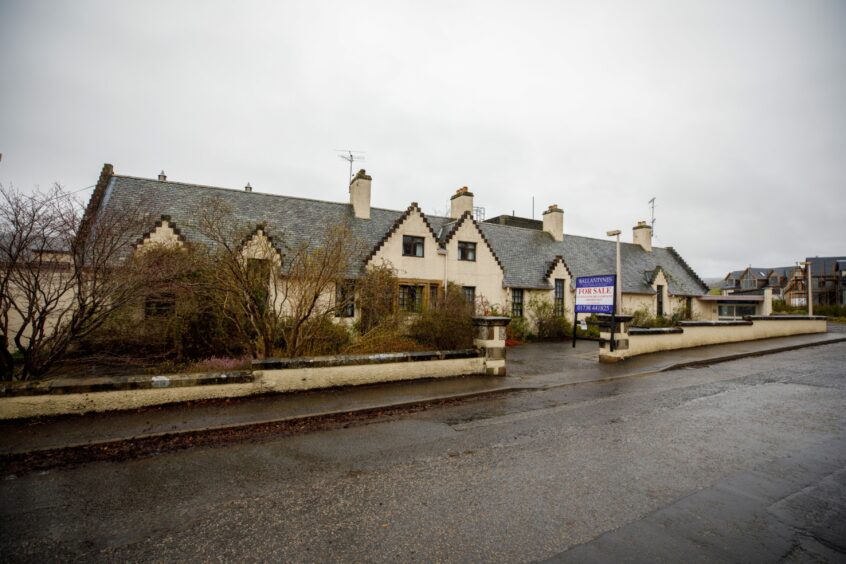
[
  {"left": 349, "top": 169, "right": 372, "bottom": 219},
  {"left": 158, "top": 170, "right": 167, "bottom": 181},
  {"left": 245, "top": 182, "right": 252, "bottom": 192},
  {"left": 450, "top": 186, "right": 474, "bottom": 219},
  {"left": 633, "top": 220, "right": 652, "bottom": 252},
  {"left": 542, "top": 204, "right": 564, "bottom": 242}
]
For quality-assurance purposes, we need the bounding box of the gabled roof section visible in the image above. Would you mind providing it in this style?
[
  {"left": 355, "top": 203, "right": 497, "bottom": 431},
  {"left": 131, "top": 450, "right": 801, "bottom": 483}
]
[
  {"left": 544, "top": 255, "right": 572, "bottom": 280},
  {"left": 665, "top": 247, "right": 709, "bottom": 293},
  {"left": 739, "top": 266, "right": 771, "bottom": 279},
  {"left": 80, "top": 163, "right": 115, "bottom": 242},
  {"left": 238, "top": 223, "right": 284, "bottom": 261},
  {"left": 134, "top": 214, "right": 187, "bottom": 249},
  {"left": 806, "top": 256, "right": 846, "bottom": 276},
  {"left": 441, "top": 211, "right": 504, "bottom": 272},
  {"left": 100, "top": 174, "right": 454, "bottom": 278},
  {"left": 478, "top": 222, "right": 708, "bottom": 295},
  {"left": 362, "top": 202, "right": 442, "bottom": 267},
  {"left": 644, "top": 265, "right": 668, "bottom": 286}
]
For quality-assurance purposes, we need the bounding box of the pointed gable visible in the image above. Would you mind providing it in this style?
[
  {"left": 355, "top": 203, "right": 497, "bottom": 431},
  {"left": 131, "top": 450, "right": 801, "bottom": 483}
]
[
  {"left": 134, "top": 215, "right": 186, "bottom": 251},
  {"left": 365, "top": 203, "right": 443, "bottom": 279},
  {"left": 441, "top": 211, "right": 504, "bottom": 273}
]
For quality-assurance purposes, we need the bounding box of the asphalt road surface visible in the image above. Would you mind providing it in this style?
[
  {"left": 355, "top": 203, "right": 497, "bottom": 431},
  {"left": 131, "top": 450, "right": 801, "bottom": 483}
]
[{"left": 2, "top": 343, "right": 845, "bottom": 562}]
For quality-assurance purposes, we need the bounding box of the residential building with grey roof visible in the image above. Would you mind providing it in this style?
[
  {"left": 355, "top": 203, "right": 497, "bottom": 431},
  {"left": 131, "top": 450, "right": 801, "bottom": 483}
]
[{"left": 84, "top": 164, "right": 717, "bottom": 324}]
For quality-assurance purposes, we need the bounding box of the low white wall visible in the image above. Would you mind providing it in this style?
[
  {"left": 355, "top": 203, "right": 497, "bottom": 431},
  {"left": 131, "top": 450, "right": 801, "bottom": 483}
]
[
  {"left": 0, "top": 381, "right": 265, "bottom": 420},
  {"left": 601, "top": 317, "right": 826, "bottom": 361},
  {"left": 0, "top": 357, "right": 486, "bottom": 420},
  {"left": 259, "top": 357, "right": 484, "bottom": 393}
]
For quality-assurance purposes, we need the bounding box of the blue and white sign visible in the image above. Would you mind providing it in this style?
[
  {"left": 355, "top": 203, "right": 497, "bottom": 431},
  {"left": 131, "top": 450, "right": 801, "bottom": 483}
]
[{"left": 575, "top": 275, "right": 616, "bottom": 314}]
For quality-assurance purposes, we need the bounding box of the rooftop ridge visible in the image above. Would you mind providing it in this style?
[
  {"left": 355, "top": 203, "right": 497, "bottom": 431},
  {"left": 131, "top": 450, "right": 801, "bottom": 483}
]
[
  {"left": 113, "top": 174, "right": 453, "bottom": 220},
  {"left": 479, "top": 221, "right": 671, "bottom": 250}
]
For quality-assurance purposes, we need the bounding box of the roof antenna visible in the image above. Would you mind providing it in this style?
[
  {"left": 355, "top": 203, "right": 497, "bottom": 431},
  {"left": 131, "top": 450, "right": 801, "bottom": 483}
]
[
  {"left": 336, "top": 149, "right": 366, "bottom": 185},
  {"left": 648, "top": 197, "right": 656, "bottom": 238}
]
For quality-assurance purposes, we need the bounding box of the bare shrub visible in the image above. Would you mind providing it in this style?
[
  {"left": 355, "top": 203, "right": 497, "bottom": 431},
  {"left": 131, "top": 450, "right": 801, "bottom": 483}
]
[
  {"left": 528, "top": 297, "right": 568, "bottom": 340},
  {"left": 355, "top": 262, "right": 400, "bottom": 334},
  {"left": 408, "top": 284, "right": 474, "bottom": 350},
  {"left": 0, "top": 183, "right": 154, "bottom": 380},
  {"left": 194, "top": 197, "right": 363, "bottom": 358}
]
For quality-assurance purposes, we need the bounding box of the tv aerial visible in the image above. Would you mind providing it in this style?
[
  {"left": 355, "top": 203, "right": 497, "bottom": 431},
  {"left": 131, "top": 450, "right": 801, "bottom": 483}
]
[
  {"left": 336, "top": 149, "right": 366, "bottom": 182},
  {"left": 648, "top": 197, "right": 656, "bottom": 238}
]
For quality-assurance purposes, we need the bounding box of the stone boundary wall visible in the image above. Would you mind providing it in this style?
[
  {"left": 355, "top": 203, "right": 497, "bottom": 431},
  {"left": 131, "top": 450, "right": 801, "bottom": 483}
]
[
  {"left": 0, "top": 317, "right": 511, "bottom": 420},
  {"left": 600, "top": 315, "right": 827, "bottom": 362}
]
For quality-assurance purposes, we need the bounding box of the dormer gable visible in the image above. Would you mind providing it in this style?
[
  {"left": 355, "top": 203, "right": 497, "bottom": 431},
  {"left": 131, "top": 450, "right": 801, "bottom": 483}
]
[
  {"left": 545, "top": 255, "right": 573, "bottom": 283},
  {"left": 364, "top": 203, "right": 440, "bottom": 267},
  {"left": 441, "top": 211, "right": 504, "bottom": 273},
  {"left": 134, "top": 215, "right": 186, "bottom": 252},
  {"left": 239, "top": 224, "right": 283, "bottom": 265}
]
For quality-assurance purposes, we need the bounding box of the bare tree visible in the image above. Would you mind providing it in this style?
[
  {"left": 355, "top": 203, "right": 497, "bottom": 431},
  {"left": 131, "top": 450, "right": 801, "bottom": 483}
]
[
  {"left": 0, "top": 183, "right": 151, "bottom": 380},
  {"left": 195, "top": 197, "right": 364, "bottom": 358}
]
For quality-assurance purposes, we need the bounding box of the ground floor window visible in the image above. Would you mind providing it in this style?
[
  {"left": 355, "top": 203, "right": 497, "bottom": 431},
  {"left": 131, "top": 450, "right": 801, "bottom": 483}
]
[
  {"left": 554, "top": 279, "right": 565, "bottom": 317},
  {"left": 399, "top": 284, "right": 424, "bottom": 312},
  {"left": 336, "top": 281, "right": 355, "bottom": 317},
  {"left": 718, "top": 304, "right": 757, "bottom": 319},
  {"left": 656, "top": 285, "right": 665, "bottom": 317},
  {"left": 429, "top": 284, "right": 440, "bottom": 308},
  {"left": 463, "top": 286, "right": 475, "bottom": 307},
  {"left": 512, "top": 289, "right": 524, "bottom": 317},
  {"left": 144, "top": 293, "right": 175, "bottom": 318}
]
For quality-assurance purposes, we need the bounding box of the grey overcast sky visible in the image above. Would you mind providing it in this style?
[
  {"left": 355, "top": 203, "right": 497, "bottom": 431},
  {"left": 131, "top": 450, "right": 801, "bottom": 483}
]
[{"left": 1, "top": 0, "right": 844, "bottom": 277}]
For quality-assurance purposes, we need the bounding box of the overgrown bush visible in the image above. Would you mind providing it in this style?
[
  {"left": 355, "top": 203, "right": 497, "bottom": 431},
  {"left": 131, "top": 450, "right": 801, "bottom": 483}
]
[
  {"left": 356, "top": 263, "right": 400, "bottom": 334},
  {"left": 281, "top": 317, "right": 351, "bottom": 357},
  {"left": 528, "top": 297, "right": 568, "bottom": 340},
  {"left": 408, "top": 284, "right": 474, "bottom": 349},
  {"left": 816, "top": 304, "right": 846, "bottom": 318},
  {"left": 506, "top": 315, "right": 534, "bottom": 341},
  {"left": 774, "top": 301, "right": 846, "bottom": 319},
  {"left": 344, "top": 323, "right": 428, "bottom": 354},
  {"left": 628, "top": 307, "right": 679, "bottom": 328},
  {"left": 74, "top": 246, "right": 248, "bottom": 367}
]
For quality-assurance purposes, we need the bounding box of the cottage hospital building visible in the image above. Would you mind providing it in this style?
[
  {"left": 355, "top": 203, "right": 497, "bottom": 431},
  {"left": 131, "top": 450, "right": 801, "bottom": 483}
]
[{"left": 87, "top": 164, "right": 726, "bottom": 324}]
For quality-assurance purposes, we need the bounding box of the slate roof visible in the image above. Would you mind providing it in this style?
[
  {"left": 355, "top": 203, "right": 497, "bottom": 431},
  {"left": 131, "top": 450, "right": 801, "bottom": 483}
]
[
  {"left": 96, "top": 173, "right": 708, "bottom": 296},
  {"left": 99, "top": 175, "right": 452, "bottom": 277},
  {"left": 477, "top": 223, "right": 707, "bottom": 295},
  {"left": 805, "top": 256, "right": 846, "bottom": 276}
]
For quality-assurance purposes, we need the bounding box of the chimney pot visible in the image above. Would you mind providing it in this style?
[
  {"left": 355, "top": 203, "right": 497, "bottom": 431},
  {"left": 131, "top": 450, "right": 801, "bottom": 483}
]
[
  {"left": 542, "top": 204, "right": 564, "bottom": 241},
  {"left": 633, "top": 220, "right": 653, "bottom": 252},
  {"left": 158, "top": 170, "right": 166, "bottom": 181},
  {"left": 245, "top": 182, "right": 252, "bottom": 192},
  {"left": 450, "top": 186, "right": 474, "bottom": 219},
  {"left": 350, "top": 169, "right": 372, "bottom": 219}
]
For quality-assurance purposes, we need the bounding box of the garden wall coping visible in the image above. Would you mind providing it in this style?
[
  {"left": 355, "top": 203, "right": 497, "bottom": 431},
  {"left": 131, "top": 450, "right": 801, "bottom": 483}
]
[
  {"left": 254, "top": 349, "right": 482, "bottom": 370},
  {"left": 0, "top": 370, "right": 254, "bottom": 398},
  {"left": 746, "top": 315, "right": 828, "bottom": 321},
  {"left": 679, "top": 320, "right": 754, "bottom": 327},
  {"left": 629, "top": 327, "right": 684, "bottom": 335}
]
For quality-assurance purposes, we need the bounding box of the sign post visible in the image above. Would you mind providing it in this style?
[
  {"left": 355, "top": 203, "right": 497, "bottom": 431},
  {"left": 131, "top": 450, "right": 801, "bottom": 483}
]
[{"left": 574, "top": 275, "right": 617, "bottom": 349}]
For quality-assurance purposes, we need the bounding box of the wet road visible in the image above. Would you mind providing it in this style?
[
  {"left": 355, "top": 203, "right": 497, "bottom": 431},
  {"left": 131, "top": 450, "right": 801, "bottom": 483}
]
[{"left": 2, "top": 343, "right": 845, "bottom": 562}]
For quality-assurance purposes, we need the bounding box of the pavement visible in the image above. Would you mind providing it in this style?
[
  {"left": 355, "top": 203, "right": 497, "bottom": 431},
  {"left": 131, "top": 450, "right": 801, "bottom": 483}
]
[{"left": 1, "top": 326, "right": 844, "bottom": 455}]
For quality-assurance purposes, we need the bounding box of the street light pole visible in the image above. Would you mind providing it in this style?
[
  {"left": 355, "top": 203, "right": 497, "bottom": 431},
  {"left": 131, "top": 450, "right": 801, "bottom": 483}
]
[
  {"left": 798, "top": 261, "right": 813, "bottom": 316},
  {"left": 607, "top": 230, "right": 622, "bottom": 314}
]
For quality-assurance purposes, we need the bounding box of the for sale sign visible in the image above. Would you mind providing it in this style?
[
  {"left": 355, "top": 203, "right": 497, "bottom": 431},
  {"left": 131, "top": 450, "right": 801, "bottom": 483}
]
[{"left": 575, "top": 275, "right": 616, "bottom": 314}]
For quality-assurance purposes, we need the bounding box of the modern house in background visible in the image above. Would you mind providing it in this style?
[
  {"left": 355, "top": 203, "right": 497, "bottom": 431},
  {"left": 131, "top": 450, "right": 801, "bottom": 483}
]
[
  {"left": 722, "top": 258, "right": 845, "bottom": 307},
  {"left": 83, "top": 164, "right": 719, "bottom": 325}
]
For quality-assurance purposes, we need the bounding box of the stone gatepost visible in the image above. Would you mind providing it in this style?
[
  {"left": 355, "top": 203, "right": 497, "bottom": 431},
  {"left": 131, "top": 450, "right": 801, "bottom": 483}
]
[
  {"left": 472, "top": 316, "right": 511, "bottom": 376},
  {"left": 762, "top": 288, "right": 773, "bottom": 316},
  {"left": 596, "top": 314, "right": 633, "bottom": 363}
]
